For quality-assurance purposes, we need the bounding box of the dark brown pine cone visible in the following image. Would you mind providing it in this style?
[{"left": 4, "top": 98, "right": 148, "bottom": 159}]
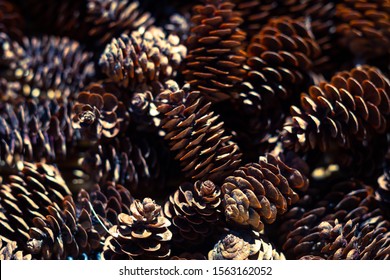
[
  {"left": 222, "top": 153, "right": 309, "bottom": 231},
  {"left": 0, "top": 239, "right": 31, "bottom": 260},
  {"left": 282, "top": 65, "right": 390, "bottom": 152},
  {"left": 85, "top": 0, "right": 154, "bottom": 48},
  {"left": 335, "top": 0, "right": 390, "bottom": 59},
  {"left": 0, "top": 0, "right": 24, "bottom": 42},
  {"left": 0, "top": 97, "right": 73, "bottom": 164},
  {"left": 208, "top": 230, "right": 285, "bottom": 260},
  {"left": 0, "top": 162, "right": 71, "bottom": 247},
  {"left": 103, "top": 198, "right": 172, "bottom": 260},
  {"left": 99, "top": 27, "right": 186, "bottom": 90},
  {"left": 26, "top": 195, "right": 101, "bottom": 260},
  {"left": 0, "top": 33, "right": 95, "bottom": 100},
  {"left": 72, "top": 84, "right": 129, "bottom": 140},
  {"left": 183, "top": 0, "right": 247, "bottom": 102},
  {"left": 163, "top": 180, "right": 221, "bottom": 246},
  {"left": 157, "top": 80, "right": 242, "bottom": 182}
]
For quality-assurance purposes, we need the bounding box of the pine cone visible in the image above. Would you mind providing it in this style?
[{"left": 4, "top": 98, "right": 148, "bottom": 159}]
[
  {"left": 0, "top": 33, "right": 95, "bottom": 100},
  {"left": 72, "top": 84, "right": 129, "bottom": 140},
  {"left": 0, "top": 162, "right": 71, "bottom": 246},
  {"left": 103, "top": 198, "right": 172, "bottom": 260},
  {"left": 222, "top": 153, "right": 308, "bottom": 231},
  {"left": 183, "top": 0, "right": 247, "bottom": 102},
  {"left": 282, "top": 65, "right": 390, "bottom": 152},
  {"left": 99, "top": 27, "right": 186, "bottom": 90},
  {"left": 208, "top": 230, "right": 285, "bottom": 260},
  {"left": 164, "top": 13, "right": 191, "bottom": 42},
  {"left": 163, "top": 180, "right": 222, "bottom": 246},
  {"left": 335, "top": 0, "right": 390, "bottom": 59},
  {"left": 0, "top": 239, "right": 31, "bottom": 260},
  {"left": 0, "top": 0, "right": 24, "bottom": 42},
  {"left": 157, "top": 80, "right": 242, "bottom": 182}
]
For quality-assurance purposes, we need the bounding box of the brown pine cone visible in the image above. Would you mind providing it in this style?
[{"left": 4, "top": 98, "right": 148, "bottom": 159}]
[
  {"left": 208, "top": 230, "right": 285, "bottom": 260},
  {"left": 72, "top": 84, "right": 129, "bottom": 140},
  {"left": 222, "top": 153, "right": 309, "bottom": 231},
  {"left": 0, "top": 239, "right": 31, "bottom": 260},
  {"left": 163, "top": 180, "right": 222, "bottom": 246},
  {"left": 99, "top": 27, "right": 186, "bottom": 90},
  {"left": 335, "top": 0, "right": 390, "bottom": 59},
  {"left": 103, "top": 198, "right": 172, "bottom": 260},
  {"left": 0, "top": 0, "right": 24, "bottom": 42},
  {"left": 157, "top": 80, "right": 242, "bottom": 182},
  {"left": 282, "top": 65, "right": 390, "bottom": 152},
  {"left": 183, "top": 0, "right": 247, "bottom": 102},
  {"left": 0, "top": 162, "right": 71, "bottom": 247},
  {"left": 0, "top": 33, "right": 95, "bottom": 100}
]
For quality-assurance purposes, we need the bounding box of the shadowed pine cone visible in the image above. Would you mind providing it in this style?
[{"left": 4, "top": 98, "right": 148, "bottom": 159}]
[
  {"left": 103, "top": 198, "right": 172, "bottom": 260},
  {"left": 164, "top": 13, "right": 191, "bottom": 42},
  {"left": 183, "top": 0, "right": 247, "bottom": 102},
  {"left": 0, "top": 33, "right": 95, "bottom": 100},
  {"left": 99, "top": 27, "right": 186, "bottom": 90},
  {"left": 0, "top": 239, "right": 31, "bottom": 260},
  {"left": 157, "top": 80, "right": 242, "bottom": 182},
  {"left": 0, "top": 0, "right": 24, "bottom": 42},
  {"left": 208, "top": 230, "right": 285, "bottom": 260},
  {"left": 163, "top": 180, "right": 221, "bottom": 246},
  {"left": 222, "top": 153, "right": 309, "bottom": 231},
  {"left": 72, "top": 84, "right": 129, "bottom": 140},
  {"left": 335, "top": 0, "right": 390, "bottom": 59},
  {"left": 0, "top": 162, "right": 71, "bottom": 247},
  {"left": 282, "top": 65, "right": 390, "bottom": 152}
]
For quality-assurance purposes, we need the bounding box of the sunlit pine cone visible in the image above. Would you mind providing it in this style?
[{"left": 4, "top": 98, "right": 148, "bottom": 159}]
[
  {"left": 0, "top": 0, "right": 24, "bottom": 42},
  {"left": 335, "top": 0, "right": 390, "bottom": 59},
  {"left": 222, "top": 153, "right": 308, "bottom": 231},
  {"left": 157, "top": 80, "right": 242, "bottom": 182},
  {"left": 0, "top": 162, "right": 71, "bottom": 247},
  {"left": 183, "top": 0, "right": 247, "bottom": 102},
  {"left": 72, "top": 84, "right": 129, "bottom": 140},
  {"left": 282, "top": 65, "right": 390, "bottom": 153},
  {"left": 163, "top": 180, "right": 221, "bottom": 247},
  {"left": 0, "top": 33, "right": 95, "bottom": 100},
  {"left": 27, "top": 195, "right": 102, "bottom": 260},
  {"left": 85, "top": 0, "right": 154, "bottom": 48},
  {"left": 0, "top": 239, "right": 31, "bottom": 260},
  {"left": 99, "top": 27, "right": 186, "bottom": 90},
  {"left": 103, "top": 198, "right": 172, "bottom": 260},
  {"left": 208, "top": 230, "right": 285, "bottom": 260}
]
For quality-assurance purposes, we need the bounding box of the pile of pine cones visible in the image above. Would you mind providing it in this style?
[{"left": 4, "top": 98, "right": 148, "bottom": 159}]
[{"left": 1, "top": 0, "right": 390, "bottom": 260}]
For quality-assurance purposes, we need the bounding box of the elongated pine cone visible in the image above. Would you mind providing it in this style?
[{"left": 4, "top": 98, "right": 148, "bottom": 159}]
[
  {"left": 0, "top": 162, "right": 71, "bottom": 246},
  {"left": 163, "top": 180, "right": 221, "bottom": 246},
  {"left": 157, "top": 81, "right": 242, "bottom": 182},
  {"left": 0, "top": 33, "right": 95, "bottom": 100},
  {"left": 222, "top": 153, "right": 308, "bottom": 231},
  {"left": 99, "top": 27, "right": 186, "bottom": 90},
  {"left": 0, "top": 239, "right": 31, "bottom": 260},
  {"left": 208, "top": 230, "right": 285, "bottom": 260},
  {"left": 72, "top": 84, "right": 129, "bottom": 140},
  {"left": 282, "top": 65, "right": 390, "bottom": 152},
  {"left": 103, "top": 198, "right": 172, "bottom": 260},
  {"left": 0, "top": 0, "right": 24, "bottom": 42},
  {"left": 183, "top": 0, "right": 247, "bottom": 102},
  {"left": 335, "top": 0, "right": 390, "bottom": 59}
]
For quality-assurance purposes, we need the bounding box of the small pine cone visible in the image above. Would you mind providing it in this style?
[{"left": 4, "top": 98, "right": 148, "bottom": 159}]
[
  {"left": 72, "top": 84, "right": 129, "bottom": 140},
  {"left": 157, "top": 81, "right": 242, "bottom": 182},
  {"left": 129, "top": 88, "right": 161, "bottom": 131},
  {"left": 85, "top": 0, "right": 154, "bottom": 48},
  {"left": 27, "top": 196, "right": 101, "bottom": 260},
  {"left": 103, "top": 198, "right": 172, "bottom": 260},
  {"left": 0, "top": 239, "right": 31, "bottom": 260},
  {"left": 245, "top": 17, "right": 321, "bottom": 104},
  {"left": 183, "top": 0, "right": 247, "bottom": 102},
  {"left": 0, "top": 162, "right": 71, "bottom": 246},
  {"left": 99, "top": 27, "right": 187, "bottom": 90},
  {"left": 0, "top": 0, "right": 24, "bottom": 42},
  {"left": 163, "top": 180, "right": 221, "bottom": 246},
  {"left": 335, "top": 0, "right": 390, "bottom": 59},
  {"left": 0, "top": 33, "right": 95, "bottom": 100},
  {"left": 282, "top": 65, "right": 390, "bottom": 152},
  {"left": 222, "top": 153, "right": 308, "bottom": 231},
  {"left": 208, "top": 230, "right": 285, "bottom": 260}
]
